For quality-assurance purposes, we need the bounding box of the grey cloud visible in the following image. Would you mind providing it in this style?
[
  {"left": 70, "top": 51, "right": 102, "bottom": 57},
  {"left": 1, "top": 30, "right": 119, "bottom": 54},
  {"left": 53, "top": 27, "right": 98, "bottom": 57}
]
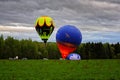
[
  {"left": 96, "top": 0, "right": 120, "bottom": 4},
  {"left": 0, "top": 0, "right": 20, "bottom": 2},
  {"left": 0, "top": 0, "right": 120, "bottom": 32}
]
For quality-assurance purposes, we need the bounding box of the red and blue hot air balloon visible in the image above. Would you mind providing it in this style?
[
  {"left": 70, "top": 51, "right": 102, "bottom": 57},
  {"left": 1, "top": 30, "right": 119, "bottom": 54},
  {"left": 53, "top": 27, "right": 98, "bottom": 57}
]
[{"left": 56, "top": 25, "right": 82, "bottom": 59}]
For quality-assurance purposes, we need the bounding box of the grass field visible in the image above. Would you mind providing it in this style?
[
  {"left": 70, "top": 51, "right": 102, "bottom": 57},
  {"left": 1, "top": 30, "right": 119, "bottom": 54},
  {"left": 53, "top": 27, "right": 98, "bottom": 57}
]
[{"left": 0, "top": 59, "right": 120, "bottom": 80}]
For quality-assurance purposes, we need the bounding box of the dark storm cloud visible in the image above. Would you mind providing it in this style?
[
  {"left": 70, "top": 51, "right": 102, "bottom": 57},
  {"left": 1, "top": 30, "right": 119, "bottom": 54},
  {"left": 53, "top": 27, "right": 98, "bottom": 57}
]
[{"left": 0, "top": 0, "right": 120, "bottom": 32}]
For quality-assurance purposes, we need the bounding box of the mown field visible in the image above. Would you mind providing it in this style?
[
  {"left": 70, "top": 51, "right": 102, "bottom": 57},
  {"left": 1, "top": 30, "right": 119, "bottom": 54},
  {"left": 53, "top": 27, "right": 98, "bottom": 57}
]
[{"left": 0, "top": 59, "right": 120, "bottom": 80}]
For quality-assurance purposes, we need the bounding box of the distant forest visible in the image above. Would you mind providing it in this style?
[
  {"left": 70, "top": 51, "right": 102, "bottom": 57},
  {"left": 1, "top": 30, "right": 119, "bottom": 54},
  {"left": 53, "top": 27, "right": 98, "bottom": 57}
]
[{"left": 0, "top": 35, "right": 120, "bottom": 59}]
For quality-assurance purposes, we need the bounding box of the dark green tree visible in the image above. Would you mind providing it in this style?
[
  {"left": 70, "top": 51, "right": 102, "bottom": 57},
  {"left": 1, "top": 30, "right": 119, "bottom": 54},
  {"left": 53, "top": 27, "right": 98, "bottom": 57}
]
[{"left": 0, "top": 35, "right": 5, "bottom": 58}]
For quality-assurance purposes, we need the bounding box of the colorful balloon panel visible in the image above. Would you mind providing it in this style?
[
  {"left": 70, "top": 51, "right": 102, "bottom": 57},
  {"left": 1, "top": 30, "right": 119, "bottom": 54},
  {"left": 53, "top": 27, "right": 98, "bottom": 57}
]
[
  {"left": 57, "top": 41, "right": 77, "bottom": 59},
  {"left": 56, "top": 25, "right": 82, "bottom": 59},
  {"left": 66, "top": 53, "right": 81, "bottom": 60},
  {"left": 35, "top": 16, "right": 55, "bottom": 43}
]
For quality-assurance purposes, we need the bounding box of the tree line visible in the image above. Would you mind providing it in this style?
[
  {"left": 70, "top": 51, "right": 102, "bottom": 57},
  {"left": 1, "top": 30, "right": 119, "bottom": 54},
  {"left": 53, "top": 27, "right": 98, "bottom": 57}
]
[{"left": 0, "top": 35, "right": 120, "bottom": 59}]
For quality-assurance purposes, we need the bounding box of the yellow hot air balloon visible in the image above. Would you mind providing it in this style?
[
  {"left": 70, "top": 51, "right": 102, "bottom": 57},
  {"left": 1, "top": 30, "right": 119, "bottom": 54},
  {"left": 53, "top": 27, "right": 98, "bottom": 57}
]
[{"left": 35, "top": 16, "right": 55, "bottom": 44}]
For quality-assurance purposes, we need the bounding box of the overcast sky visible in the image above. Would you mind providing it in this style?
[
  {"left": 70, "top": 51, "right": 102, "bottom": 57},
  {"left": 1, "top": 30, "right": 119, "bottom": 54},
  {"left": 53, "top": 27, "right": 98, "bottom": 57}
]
[{"left": 0, "top": 0, "right": 120, "bottom": 43}]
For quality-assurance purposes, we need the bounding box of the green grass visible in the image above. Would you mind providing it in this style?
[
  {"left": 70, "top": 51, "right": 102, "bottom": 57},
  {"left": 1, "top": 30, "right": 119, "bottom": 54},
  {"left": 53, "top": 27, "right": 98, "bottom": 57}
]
[{"left": 0, "top": 59, "right": 120, "bottom": 80}]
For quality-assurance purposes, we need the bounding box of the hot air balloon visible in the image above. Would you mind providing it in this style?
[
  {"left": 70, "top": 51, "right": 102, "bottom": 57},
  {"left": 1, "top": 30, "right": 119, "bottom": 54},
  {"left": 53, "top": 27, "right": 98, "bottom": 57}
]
[
  {"left": 56, "top": 25, "right": 82, "bottom": 59},
  {"left": 35, "top": 16, "right": 55, "bottom": 45},
  {"left": 66, "top": 53, "right": 81, "bottom": 60}
]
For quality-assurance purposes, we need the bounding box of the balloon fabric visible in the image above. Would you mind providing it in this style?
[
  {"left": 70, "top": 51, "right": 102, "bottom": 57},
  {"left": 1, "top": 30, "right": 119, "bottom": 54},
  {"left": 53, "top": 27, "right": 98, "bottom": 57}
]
[
  {"left": 56, "top": 25, "right": 82, "bottom": 59},
  {"left": 35, "top": 16, "right": 55, "bottom": 44},
  {"left": 66, "top": 53, "right": 81, "bottom": 60}
]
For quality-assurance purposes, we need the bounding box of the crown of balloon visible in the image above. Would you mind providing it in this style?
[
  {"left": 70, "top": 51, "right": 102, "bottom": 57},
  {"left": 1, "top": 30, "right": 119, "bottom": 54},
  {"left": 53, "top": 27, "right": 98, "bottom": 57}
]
[{"left": 35, "top": 16, "right": 55, "bottom": 28}]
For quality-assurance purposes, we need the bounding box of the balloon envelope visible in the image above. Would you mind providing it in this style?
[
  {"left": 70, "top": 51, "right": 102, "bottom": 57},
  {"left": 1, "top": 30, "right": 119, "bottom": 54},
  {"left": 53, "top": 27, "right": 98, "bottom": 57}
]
[
  {"left": 66, "top": 53, "right": 81, "bottom": 60},
  {"left": 56, "top": 25, "right": 82, "bottom": 59},
  {"left": 35, "top": 16, "right": 55, "bottom": 43}
]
